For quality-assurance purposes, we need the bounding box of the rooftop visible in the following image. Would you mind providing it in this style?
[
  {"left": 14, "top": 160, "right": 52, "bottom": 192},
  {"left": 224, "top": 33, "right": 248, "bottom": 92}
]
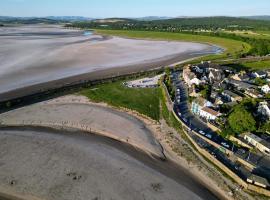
[
  {"left": 194, "top": 97, "right": 207, "bottom": 107},
  {"left": 201, "top": 107, "right": 221, "bottom": 116},
  {"left": 228, "top": 78, "right": 256, "bottom": 90},
  {"left": 245, "top": 133, "right": 270, "bottom": 149},
  {"left": 223, "top": 90, "right": 241, "bottom": 98}
]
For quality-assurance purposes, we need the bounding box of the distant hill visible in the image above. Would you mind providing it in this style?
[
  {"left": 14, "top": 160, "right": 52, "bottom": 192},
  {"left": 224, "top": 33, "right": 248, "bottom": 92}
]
[
  {"left": 153, "top": 16, "right": 270, "bottom": 30},
  {"left": 2, "top": 16, "right": 270, "bottom": 31},
  {"left": 0, "top": 16, "right": 94, "bottom": 24},
  {"left": 68, "top": 16, "right": 270, "bottom": 31},
  {"left": 242, "top": 16, "right": 270, "bottom": 21},
  {"left": 134, "top": 16, "right": 172, "bottom": 21},
  {"left": 0, "top": 16, "right": 60, "bottom": 24},
  {"left": 46, "top": 16, "right": 94, "bottom": 22}
]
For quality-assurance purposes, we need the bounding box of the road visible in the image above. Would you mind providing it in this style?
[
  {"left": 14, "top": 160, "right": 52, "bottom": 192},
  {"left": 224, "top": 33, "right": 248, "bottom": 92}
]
[{"left": 171, "top": 71, "right": 235, "bottom": 152}]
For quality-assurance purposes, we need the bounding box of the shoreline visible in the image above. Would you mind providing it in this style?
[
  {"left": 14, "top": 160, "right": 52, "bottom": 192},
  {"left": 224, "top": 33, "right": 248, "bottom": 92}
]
[
  {"left": 0, "top": 126, "right": 221, "bottom": 200},
  {"left": 0, "top": 50, "right": 213, "bottom": 102},
  {"left": 0, "top": 95, "right": 231, "bottom": 200}
]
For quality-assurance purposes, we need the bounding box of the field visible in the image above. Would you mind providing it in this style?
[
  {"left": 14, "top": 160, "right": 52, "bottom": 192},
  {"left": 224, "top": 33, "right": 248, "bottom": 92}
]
[
  {"left": 239, "top": 60, "right": 270, "bottom": 70},
  {"left": 223, "top": 30, "right": 270, "bottom": 40},
  {"left": 95, "top": 29, "right": 251, "bottom": 61},
  {"left": 80, "top": 80, "right": 161, "bottom": 120}
]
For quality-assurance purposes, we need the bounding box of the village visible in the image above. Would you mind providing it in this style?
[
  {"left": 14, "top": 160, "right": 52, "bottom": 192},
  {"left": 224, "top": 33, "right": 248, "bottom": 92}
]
[{"left": 165, "top": 61, "right": 270, "bottom": 191}]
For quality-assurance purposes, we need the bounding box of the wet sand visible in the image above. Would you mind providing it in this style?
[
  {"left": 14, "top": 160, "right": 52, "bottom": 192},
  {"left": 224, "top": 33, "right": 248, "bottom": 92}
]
[
  {"left": 0, "top": 128, "right": 219, "bottom": 200},
  {"left": 0, "top": 25, "right": 218, "bottom": 101},
  {"left": 0, "top": 95, "right": 164, "bottom": 158}
]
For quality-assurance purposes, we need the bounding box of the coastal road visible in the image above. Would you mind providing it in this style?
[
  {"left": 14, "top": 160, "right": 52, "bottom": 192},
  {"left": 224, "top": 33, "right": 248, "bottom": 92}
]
[{"left": 171, "top": 71, "right": 239, "bottom": 154}]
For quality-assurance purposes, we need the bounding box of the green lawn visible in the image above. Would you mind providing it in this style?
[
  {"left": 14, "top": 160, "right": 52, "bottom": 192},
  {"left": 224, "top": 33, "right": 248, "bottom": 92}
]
[
  {"left": 95, "top": 29, "right": 251, "bottom": 61},
  {"left": 241, "top": 60, "right": 270, "bottom": 70},
  {"left": 222, "top": 30, "right": 270, "bottom": 40},
  {"left": 80, "top": 80, "right": 161, "bottom": 120}
]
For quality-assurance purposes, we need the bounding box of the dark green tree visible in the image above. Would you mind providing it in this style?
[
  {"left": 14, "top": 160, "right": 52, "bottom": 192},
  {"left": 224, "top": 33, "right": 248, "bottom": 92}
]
[{"left": 228, "top": 106, "right": 256, "bottom": 134}]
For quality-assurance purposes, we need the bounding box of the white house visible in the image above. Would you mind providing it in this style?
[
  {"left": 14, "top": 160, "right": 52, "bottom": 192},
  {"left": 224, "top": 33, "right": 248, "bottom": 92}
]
[
  {"left": 183, "top": 65, "right": 201, "bottom": 87},
  {"left": 261, "top": 84, "right": 270, "bottom": 94},
  {"left": 258, "top": 101, "right": 270, "bottom": 120},
  {"left": 252, "top": 71, "right": 267, "bottom": 79},
  {"left": 199, "top": 107, "right": 221, "bottom": 121}
]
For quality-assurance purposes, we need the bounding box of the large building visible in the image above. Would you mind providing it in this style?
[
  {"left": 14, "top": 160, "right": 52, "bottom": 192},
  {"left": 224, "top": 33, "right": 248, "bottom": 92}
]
[
  {"left": 191, "top": 97, "right": 220, "bottom": 121},
  {"left": 200, "top": 107, "right": 221, "bottom": 121},
  {"left": 244, "top": 133, "right": 270, "bottom": 155},
  {"left": 222, "top": 90, "right": 243, "bottom": 102},
  {"left": 183, "top": 65, "right": 201, "bottom": 87}
]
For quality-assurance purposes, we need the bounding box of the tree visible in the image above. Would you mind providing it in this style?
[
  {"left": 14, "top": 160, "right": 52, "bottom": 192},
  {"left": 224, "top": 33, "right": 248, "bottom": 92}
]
[
  {"left": 254, "top": 77, "right": 267, "bottom": 86},
  {"left": 228, "top": 105, "right": 256, "bottom": 134},
  {"left": 259, "top": 122, "right": 270, "bottom": 134}
]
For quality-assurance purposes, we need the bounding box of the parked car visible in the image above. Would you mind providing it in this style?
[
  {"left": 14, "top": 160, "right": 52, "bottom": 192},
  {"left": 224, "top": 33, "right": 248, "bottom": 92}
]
[
  {"left": 206, "top": 134, "right": 212, "bottom": 139},
  {"left": 221, "top": 142, "right": 230, "bottom": 149},
  {"left": 183, "top": 118, "right": 188, "bottom": 123},
  {"left": 199, "top": 130, "right": 206, "bottom": 135}
]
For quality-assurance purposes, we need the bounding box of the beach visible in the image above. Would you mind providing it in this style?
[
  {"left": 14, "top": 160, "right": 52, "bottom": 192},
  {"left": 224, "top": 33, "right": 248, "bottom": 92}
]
[
  {"left": 0, "top": 25, "right": 218, "bottom": 101},
  {"left": 0, "top": 95, "right": 236, "bottom": 200}
]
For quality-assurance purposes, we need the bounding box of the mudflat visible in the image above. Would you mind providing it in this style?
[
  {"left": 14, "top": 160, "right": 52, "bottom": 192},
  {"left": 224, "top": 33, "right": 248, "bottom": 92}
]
[
  {"left": 0, "top": 25, "right": 217, "bottom": 101},
  {"left": 0, "top": 128, "right": 219, "bottom": 200}
]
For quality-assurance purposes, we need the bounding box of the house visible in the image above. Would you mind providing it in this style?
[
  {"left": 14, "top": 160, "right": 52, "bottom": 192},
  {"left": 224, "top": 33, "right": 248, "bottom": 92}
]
[
  {"left": 245, "top": 89, "right": 261, "bottom": 98},
  {"left": 183, "top": 66, "right": 201, "bottom": 87},
  {"left": 214, "top": 98, "right": 224, "bottom": 106},
  {"left": 231, "top": 73, "right": 250, "bottom": 82},
  {"left": 261, "top": 84, "right": 270, "bottom": 94},
  {"left": 257, "top": 101, "right": 270, "bottom": 120},
  {"left": 222, "top": 90, "right": 243, "bottom": 102},
  {"left": 210, "top": 91, "right": 219, "bottom": 99},
  {"left": 189, "top": 85, "right": 200, "bottom": 97},
  {"left": 247, "top": 174, "right": 270, "bottom": 188},
  {"left": 208, "top": 69, "right": 225, "bottom": 83},
  {"left": 227, "top": 79, "right": 256, "bottom": 91},
  {"left": 199, "top": 107, "right": 221, "bottom": 121},
  {"left": 191, "top": 97, "right": 212, "bottom": 115},
  {"left": 252, "top": 71, "right": 268, "bottom": 79},
  {"left": 244, "top": 133, "right": 270, "bottom": 155}
]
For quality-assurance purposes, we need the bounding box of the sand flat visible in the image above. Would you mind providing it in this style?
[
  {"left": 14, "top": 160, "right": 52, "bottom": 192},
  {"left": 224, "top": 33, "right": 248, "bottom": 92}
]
[
  {"left": 0, "top": 25, "right": 216, "bottom": 99},
  {"left": 0, "top": 95, "right": 164, "bottom": 157},
  {"left": 0, "top": 129, "right": 218, "bottom": 200}
]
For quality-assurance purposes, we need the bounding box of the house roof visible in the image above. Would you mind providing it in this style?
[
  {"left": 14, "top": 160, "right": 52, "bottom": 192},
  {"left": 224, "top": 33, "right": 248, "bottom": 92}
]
[
  {"left": 201, "top": 107, "right": 221, "bottom": 116},
  {"left": 246, "top": 89, "right": 260, "bottom": 96},
  {"left": 194, "top": 97, "right": 207, "bottom": 107},
  {"left": 245, "top": 133, "right": 270, "bottom": 149},
  {"left": 228, "top": 79, "right": 256, "bottom": 90},
  {"left": 256, "top": 71, "right": 267, "bottom": 76},
  {"left": 223, "top": 90, "right": 241, "bottom": 98}
]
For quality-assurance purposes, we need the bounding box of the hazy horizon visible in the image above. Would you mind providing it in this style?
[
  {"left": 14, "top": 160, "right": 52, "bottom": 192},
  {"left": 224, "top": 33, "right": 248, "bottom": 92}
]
[{"left": 1, "top": 0, "right": 270, "bottom": 18}]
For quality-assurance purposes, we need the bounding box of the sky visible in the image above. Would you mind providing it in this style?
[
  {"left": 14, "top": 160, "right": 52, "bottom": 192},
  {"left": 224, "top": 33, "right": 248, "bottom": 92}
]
[{"left": 1, "top": 0, "right": 270, "bottom": 18}]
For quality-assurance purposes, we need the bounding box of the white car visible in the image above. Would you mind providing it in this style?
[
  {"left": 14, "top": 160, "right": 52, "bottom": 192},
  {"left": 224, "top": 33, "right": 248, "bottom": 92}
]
[
  {"left": 199, "top": 130, "right": 205, "bottom": 135},
  {"left": 221, "top": 142, "right": 230, "bottom": 149},
  {"left": 206, "top": 134, "right": 212, "bottom": 139}
]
